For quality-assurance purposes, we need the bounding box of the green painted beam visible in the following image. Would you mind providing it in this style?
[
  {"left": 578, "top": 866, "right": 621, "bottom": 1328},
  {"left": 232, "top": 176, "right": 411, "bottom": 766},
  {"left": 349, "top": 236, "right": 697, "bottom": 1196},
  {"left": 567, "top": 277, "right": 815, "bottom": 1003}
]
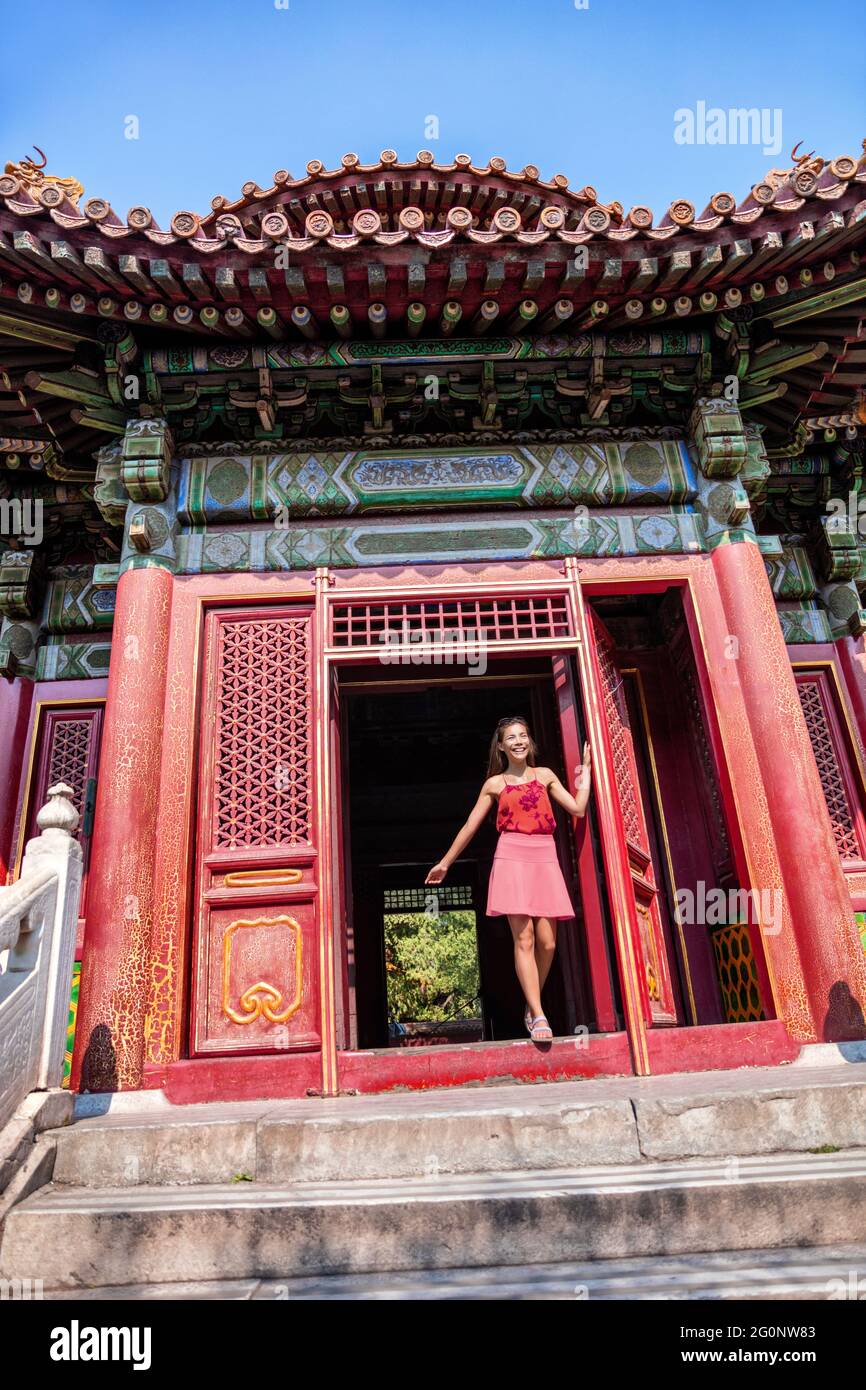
[
  {"left": 0, "top": 311, "right": 97, "bottom": 349},
  {"left": 764, "top": 276, "right": 866, "bottom": 327},
  {"left": 745, "top": 340, "right": 829, "bottom": 385},
  {"left": 23, "top": 368, "right": 113, "bottom": 409}
]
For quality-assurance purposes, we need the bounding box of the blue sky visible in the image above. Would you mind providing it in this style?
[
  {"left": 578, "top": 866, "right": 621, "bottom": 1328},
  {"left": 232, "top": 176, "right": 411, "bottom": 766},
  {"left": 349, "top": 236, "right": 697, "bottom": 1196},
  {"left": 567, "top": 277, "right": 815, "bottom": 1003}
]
[{"left": 2, "top": 0, "right": 864, "bottom": 224}]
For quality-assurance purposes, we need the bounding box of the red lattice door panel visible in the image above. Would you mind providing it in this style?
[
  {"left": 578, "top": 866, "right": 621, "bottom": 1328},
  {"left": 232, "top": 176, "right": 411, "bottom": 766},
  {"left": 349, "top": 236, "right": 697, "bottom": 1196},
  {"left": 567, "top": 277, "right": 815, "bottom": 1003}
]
[
  {"left": 191, "top": 606, "right": 321, "bottom": 1056},
  {"left": 589, "top": 611, "right": 678, "bottom": 1024},
  {"left": 24, "top": 705, "right": 103, "bottom": 954},
  {"left": 795, "top": 669, "right": 866, "bottom": 868}
]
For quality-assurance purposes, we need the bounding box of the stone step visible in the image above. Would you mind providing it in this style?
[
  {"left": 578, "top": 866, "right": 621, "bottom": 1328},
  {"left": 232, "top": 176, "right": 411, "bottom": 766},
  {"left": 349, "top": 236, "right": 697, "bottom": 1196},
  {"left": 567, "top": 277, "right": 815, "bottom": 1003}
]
[
  {"left": 52, "top": 1066, "right": 866, "bottom": 1186},
  {"left": 4, "top": 1149, "right": 866, "bottom": 1289},
  {"left": 42, "top": 1243, "right": 866, "bottom": 1301}
]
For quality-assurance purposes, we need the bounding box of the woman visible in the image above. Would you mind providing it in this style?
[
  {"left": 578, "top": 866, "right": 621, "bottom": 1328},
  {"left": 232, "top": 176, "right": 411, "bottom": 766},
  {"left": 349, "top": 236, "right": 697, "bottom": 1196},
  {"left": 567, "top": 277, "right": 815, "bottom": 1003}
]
[{"left": 425, "top": 716, "right": 592, "bottom": 1042}]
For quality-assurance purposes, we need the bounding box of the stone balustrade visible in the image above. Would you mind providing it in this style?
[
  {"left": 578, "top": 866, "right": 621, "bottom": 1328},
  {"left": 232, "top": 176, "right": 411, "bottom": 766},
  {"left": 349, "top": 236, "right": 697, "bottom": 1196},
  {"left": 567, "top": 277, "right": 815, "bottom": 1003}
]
[{"left": 0, "top": 784, "right": 82, "bottom": 1132}]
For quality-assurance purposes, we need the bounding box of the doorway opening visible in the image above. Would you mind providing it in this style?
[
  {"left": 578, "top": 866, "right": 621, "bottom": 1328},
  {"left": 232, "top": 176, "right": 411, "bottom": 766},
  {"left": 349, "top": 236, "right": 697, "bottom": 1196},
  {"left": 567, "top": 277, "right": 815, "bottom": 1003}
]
[{"left": 339, "top": 658, "right": 613, "bottom": 1050}]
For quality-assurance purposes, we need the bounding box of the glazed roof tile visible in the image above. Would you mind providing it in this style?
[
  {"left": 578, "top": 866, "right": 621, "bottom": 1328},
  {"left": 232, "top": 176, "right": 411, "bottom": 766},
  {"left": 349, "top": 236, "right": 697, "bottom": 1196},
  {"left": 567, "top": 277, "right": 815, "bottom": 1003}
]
[
  {"left": 0, "top": 144, "right": 864, "bottom": 470},
  {"left": 1, "top": 145, "right": 864, "bottom": 247}
]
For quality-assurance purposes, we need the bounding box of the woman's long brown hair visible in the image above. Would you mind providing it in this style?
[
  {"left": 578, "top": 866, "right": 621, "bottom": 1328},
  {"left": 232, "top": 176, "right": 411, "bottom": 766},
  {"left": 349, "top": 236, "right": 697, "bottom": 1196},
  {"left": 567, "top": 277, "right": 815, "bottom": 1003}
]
[{"left": 486, "top": 716, "right": 539, "bottom": 778}]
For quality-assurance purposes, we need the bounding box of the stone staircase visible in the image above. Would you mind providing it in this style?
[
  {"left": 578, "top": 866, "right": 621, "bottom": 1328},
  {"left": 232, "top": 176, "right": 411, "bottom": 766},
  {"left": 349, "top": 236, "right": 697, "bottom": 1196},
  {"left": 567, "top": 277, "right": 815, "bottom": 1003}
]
[{"left": 3, "top": 1058, "right": 866, "bottom": 1299}]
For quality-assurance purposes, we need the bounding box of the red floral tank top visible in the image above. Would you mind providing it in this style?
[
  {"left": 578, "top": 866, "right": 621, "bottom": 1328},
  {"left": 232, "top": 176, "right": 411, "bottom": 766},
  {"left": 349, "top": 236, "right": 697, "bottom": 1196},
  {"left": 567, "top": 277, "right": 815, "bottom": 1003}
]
[{"left": 496, "top": 774, "right": 556, "bottom": 835}]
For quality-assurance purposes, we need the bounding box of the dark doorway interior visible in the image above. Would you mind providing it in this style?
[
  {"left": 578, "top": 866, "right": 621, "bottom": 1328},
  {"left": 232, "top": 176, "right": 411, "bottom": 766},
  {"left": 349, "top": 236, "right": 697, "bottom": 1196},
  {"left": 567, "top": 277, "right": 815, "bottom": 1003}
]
[{"left": 340, "top": 660, "right": 595, "bottom": 1049}]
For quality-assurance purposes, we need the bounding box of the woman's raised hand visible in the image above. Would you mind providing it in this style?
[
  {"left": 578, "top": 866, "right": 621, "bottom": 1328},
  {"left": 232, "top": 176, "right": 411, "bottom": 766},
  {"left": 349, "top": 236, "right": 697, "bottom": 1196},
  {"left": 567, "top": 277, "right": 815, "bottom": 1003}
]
[
  {"left": 574, "top": 740, "right": 592, "bottom": 792},
  {"left": 425, "top": 862, "right": 448, "bottom": 885}
]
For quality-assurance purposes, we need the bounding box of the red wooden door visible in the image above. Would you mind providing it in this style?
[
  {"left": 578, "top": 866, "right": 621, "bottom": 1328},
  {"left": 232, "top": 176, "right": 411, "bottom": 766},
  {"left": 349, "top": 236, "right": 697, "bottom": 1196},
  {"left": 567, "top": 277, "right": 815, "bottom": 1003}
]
[
  {"left": 586, "top": 608, "right": 678, "bottom": 1025},
  {"left": 551, "top": 653, "right": 618, "bottom": 1033},
  {"left": 190, "top": 605, "right": 322, "bottom": 1056},
  {"left": 329, "top": 665, "right": 355, "bottom": 1049}
]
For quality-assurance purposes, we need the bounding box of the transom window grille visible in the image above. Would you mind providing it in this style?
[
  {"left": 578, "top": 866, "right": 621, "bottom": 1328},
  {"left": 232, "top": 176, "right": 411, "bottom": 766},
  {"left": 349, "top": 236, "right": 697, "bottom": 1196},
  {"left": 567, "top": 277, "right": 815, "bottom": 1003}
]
[
  {"left": 384, "top": 884, "right": 473, "bottom": 912},
  {"left": 330, "top": 595, "right": 571, "bottom": 648}
]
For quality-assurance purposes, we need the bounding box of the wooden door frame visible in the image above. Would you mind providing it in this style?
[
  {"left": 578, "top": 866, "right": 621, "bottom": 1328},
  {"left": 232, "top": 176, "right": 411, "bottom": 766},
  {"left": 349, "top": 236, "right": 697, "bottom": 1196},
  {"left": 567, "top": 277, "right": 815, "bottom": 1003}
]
[
  {"left": 316, "top": 562, "right": 654, "bottom": 1088},
  {"left": 12, "top": 685, "right": 108, "bottom": 882}
]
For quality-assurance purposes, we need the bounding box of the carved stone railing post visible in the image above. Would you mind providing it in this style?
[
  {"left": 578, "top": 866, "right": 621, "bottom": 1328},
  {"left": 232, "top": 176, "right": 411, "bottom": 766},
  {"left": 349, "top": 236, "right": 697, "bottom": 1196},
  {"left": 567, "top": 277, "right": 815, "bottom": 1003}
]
[
  {"left": 0, "top": 784, "right": 82, "bottom": 1128},
  {"left": 24, "top": 783, "right": 83, "bottom": 1088}
]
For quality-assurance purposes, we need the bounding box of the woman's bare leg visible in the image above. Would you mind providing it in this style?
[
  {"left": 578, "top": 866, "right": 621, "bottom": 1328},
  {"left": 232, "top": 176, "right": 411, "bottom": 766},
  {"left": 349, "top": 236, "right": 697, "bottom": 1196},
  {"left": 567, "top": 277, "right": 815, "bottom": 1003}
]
[
  {"left": 508, "top": 915, "right": 542, "bottom": 1019},
  {"left": 534, "top": 917, "right": 557, "bottom": 997}
]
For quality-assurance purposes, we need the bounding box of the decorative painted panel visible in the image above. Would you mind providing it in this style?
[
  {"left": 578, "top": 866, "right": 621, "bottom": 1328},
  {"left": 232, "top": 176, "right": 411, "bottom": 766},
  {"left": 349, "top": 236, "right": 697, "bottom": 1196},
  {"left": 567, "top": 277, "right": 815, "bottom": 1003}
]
[
  {"left": 151, "top": 332, "right": 709, "bottom": 377},
  {"left": 198, "top": 902, "right": 319, "bottom": 1053},
  {"left": 36, "top": 640, "right": 113, "bottom": 681},
  {"left": 177, "top": 441, "right": 695, "bottom": 522},
  {"left": 176, "top": 508, "right": 704, "bottom": 575},
  {"left": 62, "top": 961, "right": 81, "bottom": 1088},
  {"left": 45, "top": 568, "right": 117, "bottom": 632},
  {"left": 777, "top": 601, "right": 833, "bottom": 645},
  {"left": 764, "top": 545, "right": 817, "bottom": 601}
]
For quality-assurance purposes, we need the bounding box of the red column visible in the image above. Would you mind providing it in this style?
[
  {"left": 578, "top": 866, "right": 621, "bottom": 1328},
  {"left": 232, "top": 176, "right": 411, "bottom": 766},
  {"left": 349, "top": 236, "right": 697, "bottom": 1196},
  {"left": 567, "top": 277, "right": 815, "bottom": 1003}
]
[
  {"left": 0, "top": 676, "right": 34, "bottom": 880},
  {"left": 71, "top": 567, "right": 172, "bottom": 1091},
  {"left": 713, "top": 540, "right": 866, "bottom": 1041}
]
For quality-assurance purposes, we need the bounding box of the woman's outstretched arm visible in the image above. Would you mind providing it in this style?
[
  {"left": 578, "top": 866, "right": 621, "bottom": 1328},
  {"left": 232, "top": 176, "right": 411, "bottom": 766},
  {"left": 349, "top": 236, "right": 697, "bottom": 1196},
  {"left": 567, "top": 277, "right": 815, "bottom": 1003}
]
[
  {"left": 546, "top": 741, "right": 593, "bottom": 818},
  {"left": 425, "top": 780, "right": 498, "bottom": 883}
]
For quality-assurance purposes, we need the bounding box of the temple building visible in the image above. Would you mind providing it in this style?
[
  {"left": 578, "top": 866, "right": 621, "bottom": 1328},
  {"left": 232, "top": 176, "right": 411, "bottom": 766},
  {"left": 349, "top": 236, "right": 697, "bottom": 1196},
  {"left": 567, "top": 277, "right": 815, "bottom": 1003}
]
[{"left": 0, "top": 143, "right": 865, "bottom": 1102}]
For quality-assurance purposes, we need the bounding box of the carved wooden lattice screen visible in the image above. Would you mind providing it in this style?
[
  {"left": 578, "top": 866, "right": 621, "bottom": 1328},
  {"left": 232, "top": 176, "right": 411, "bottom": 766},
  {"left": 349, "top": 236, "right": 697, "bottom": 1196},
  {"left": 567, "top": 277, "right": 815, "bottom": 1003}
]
[
  {"left": 24, "top": 705, "right": 103, "bottom": 948},
  {"left": 212, "top": 616, "right": 312, "bottom": 850},
  {"left": 330, "top": 594, "right": 571, "bottom": 648},
  {"left": 795, "top": 669, "right": 866, "bottom": 868},
  {"left": 589, "top": 610, "right": 678, "bottom": 1024},
  {"left": 191, "top": 606, "right": 321, "bottom": 1056}
]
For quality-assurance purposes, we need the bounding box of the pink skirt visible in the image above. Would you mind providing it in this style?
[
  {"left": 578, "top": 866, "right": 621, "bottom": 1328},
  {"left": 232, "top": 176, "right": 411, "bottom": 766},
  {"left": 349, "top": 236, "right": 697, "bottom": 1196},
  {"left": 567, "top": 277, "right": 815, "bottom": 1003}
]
[{"left": 486, "top": 832, "right": 575, "bottom": 920}]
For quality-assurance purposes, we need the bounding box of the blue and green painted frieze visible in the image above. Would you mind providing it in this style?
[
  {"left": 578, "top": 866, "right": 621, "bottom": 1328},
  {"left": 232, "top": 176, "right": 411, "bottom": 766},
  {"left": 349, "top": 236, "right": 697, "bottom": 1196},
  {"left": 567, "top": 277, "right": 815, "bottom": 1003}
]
[
  {"left": 36, "top": 638, "right": 113, "bottom": 681},
  {"left": 176, "top": 440, "right": 696, "bottom": 523},
  {"left": 45, "top": 566, "right": 117, "bottom": 633},
  {"left": 147, "top": 330, "right": 710, "bottom": 378},
  {"left": 176, "top": 507, "right": 702, "bottom": 574}
]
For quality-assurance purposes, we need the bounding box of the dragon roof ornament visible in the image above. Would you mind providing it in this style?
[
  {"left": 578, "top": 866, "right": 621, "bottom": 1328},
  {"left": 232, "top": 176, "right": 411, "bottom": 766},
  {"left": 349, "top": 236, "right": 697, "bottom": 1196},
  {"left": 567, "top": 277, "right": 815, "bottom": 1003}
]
[{"left": 3, "top": 146, "right": 84, "bottom": 207}]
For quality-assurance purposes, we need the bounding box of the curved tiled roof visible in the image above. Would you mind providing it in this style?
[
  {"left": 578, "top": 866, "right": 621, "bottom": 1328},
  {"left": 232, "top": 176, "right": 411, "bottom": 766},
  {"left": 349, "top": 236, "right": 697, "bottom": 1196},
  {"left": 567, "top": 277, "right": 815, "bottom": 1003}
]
[
  {"left": 1, "top": 145, "right": 864, "bottom": 248},
  {"left": 0, "top": 143, "right": 863, "bottom": 473}
]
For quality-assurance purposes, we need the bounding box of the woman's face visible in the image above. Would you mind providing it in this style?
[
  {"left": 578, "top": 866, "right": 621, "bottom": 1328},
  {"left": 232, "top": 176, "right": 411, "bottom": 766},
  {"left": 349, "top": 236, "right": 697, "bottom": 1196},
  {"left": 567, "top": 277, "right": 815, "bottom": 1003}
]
[{"left": 500, "top": 722, "right": 530, "bottom": 760}]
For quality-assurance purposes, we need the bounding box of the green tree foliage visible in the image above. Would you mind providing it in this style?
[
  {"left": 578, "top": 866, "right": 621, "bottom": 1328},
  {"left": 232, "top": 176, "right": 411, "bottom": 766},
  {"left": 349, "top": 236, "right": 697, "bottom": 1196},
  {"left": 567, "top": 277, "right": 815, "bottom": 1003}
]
[{"left": 384, "top": 911, "right": 480, "bottom": 1022}]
